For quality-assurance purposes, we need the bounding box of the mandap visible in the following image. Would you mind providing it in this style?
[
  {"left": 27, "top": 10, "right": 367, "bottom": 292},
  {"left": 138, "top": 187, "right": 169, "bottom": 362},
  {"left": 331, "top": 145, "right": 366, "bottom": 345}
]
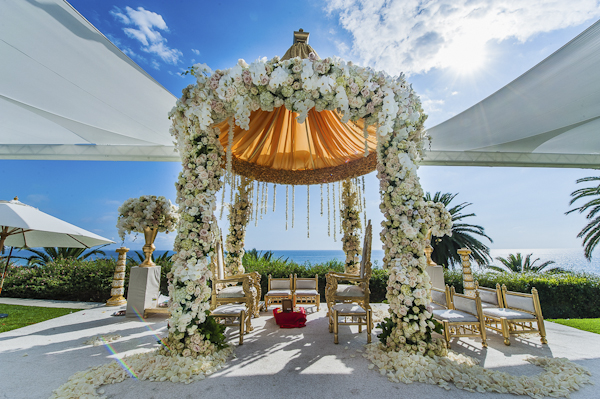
[{"left": 163, "top": 30, "right": 452, "bottom": 357}]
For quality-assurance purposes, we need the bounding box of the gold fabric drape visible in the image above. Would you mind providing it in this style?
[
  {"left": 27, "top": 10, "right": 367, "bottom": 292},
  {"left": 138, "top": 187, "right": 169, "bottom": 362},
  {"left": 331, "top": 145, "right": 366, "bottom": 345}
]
[{"left": 216, "top": 107, "right": 378, "bottom": 185}]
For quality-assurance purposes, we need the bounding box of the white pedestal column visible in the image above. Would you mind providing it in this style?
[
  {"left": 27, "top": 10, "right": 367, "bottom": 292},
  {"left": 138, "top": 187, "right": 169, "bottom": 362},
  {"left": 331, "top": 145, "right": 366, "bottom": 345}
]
[{"left": 126, "top": 266, "right": 161, "bottom": 318}]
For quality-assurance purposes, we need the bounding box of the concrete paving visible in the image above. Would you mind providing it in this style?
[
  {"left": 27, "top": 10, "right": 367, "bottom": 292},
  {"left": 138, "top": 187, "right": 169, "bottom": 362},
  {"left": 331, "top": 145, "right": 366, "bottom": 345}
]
[
  {"left": 0, "top": 301, "right": 599, "bottom": 399},
  {"left": 0, "top": 297, "right": 104, "bottom": 310}
]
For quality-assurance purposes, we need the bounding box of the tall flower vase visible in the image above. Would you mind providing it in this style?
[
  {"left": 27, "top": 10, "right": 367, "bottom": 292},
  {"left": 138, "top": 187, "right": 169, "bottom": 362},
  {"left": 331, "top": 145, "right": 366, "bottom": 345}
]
[{"left": 140, "top": 227, "right": 158, "bottom": 267}]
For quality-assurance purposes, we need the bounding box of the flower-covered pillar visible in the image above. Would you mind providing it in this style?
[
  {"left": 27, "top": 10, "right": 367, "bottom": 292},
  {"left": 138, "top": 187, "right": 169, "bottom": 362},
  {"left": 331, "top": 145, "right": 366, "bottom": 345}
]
[
  {"left": 376, "top": 87, "right": 452, "bottom": 355},
  {"left": 225, "top": 176, "right": 253, "bottom": 275},
  {"left": 341, "top": 178, "right": 362, "bottom": 274},
  {"left": 164, "top": 79, "right": 227, "bottom": 356}
]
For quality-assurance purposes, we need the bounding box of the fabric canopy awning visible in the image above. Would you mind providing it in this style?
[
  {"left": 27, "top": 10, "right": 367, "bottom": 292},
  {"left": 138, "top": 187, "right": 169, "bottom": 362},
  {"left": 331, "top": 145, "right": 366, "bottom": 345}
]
[
  {"left": 1, "top": 1, "right": 598, "bottom": 169},
  {"left": 424, "top": 19, "right": 600, "bottom": 168},
  {"left": 0, "top": 0, "right": 177, "bottom": 161}
]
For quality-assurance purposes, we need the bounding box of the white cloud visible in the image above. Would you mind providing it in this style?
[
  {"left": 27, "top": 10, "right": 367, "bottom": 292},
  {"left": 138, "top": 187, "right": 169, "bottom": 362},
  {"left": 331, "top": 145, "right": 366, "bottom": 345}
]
[
  {"left": 110, "top": 6, "right": 182, "bottom": 65},
  {"left": 191, "top": 49, "right": 200, "bottom": 55},
  {"left": 420, "top": 94, "right": 445, "bottom": 113},
  {"left": 325, "top": 0, "right": 600, "bottom": 75},
  {"left": 334, "top": 40, "right": 349, "bottom": 55}
]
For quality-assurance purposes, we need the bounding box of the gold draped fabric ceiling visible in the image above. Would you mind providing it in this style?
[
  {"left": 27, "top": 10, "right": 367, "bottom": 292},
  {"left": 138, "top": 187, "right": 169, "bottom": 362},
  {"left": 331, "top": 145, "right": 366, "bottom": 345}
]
[
  {"left": 215, "top": 29, "right": 378, "bottom": 185},
  {"left": 216, "top": 108, "right": 378, "bottom": 185}
]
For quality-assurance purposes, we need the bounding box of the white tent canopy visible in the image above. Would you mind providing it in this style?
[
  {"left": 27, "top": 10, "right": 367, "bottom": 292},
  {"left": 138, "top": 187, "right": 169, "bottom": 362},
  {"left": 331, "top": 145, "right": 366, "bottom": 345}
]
[
  {"left": 0, "top": 0, "right": 178, "bottom": 161},
  {"left": 424, "top": 19, "right": 600, "bottom": 168},
  {"left": 0, "top": 1, "right": 598, "bottom": 167}
]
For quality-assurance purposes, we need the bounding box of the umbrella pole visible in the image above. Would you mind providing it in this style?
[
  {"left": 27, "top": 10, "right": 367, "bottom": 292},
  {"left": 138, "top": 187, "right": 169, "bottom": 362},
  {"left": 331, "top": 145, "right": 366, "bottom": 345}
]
[{"left": 0, "top": 246, "right": 13, "bottom": 296}]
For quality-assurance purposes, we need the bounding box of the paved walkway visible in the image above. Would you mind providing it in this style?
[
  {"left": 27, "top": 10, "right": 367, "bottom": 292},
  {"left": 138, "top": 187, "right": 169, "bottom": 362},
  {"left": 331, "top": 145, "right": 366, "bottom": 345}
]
[
  {"left": 1, "top": 302, "right": 599, "bottom": 399},
  {"left": 0, "top": 297, "right": 105, "bottom": 309}
]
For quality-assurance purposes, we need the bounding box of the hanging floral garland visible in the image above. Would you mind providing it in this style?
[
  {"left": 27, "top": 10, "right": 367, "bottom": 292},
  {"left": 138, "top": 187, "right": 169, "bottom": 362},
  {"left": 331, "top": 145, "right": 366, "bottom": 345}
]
[
  {"left": 225, "top": 176, "right": 252, "bottom": 275},
  {"left": 340, "top": 179, "right": 361, "bottom": 274},
  {"left": 168, "top": 55, "right": 452, "bottom": 357}
]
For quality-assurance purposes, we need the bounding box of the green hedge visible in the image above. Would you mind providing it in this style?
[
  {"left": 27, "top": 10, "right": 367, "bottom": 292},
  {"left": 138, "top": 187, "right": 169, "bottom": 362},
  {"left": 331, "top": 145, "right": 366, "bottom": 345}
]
[
  {"left": 444, "top": 270, "right": 600, "bottom": 319},
  {"left": 3, "top": 258, "right": 599, "bottom": 319}
]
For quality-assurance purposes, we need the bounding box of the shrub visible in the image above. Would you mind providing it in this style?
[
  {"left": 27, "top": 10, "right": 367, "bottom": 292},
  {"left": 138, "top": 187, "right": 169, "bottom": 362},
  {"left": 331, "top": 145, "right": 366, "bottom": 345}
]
[{"left": 444, "top": 270, "right": 600, "bottom": 319}]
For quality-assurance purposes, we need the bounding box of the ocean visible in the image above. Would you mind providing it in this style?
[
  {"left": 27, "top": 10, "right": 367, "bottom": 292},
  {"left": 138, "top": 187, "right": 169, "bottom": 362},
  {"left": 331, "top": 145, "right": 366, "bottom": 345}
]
[{"left": 9, "top": 248, "right": 600, "bottom": 275}]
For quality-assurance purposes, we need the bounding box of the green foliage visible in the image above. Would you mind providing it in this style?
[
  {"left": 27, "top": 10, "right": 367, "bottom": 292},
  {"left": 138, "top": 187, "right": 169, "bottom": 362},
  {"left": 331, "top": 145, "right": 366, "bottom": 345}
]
[
  {"left": 486, "top": 253, "right": 566, "bottom": 273},
  {"left": 444, "top": 269, "right": 600, "bottom": 319},
  {"left": 566, "top": 176, "right": 600, "bottom": 260},
  {"left": 244, "top": 249, "right": 289, "bottom": 263},
  {"left": 0, "top": 304, "right": 80, "bottom": 333},
  {"left": 2, "top": 258, "right": 125, "bottom": 302},
  {"left": 24, "top": 245, "right": 109, "bottom": 266},
  {"left": 197, "top": 311, "right": 228, "bottom": 350},
  {"left": 424, "top": 192, "right": 492, "bottom": 268},
  {"left": 376, "top": 316, "right": 396, "bottom": 344}
]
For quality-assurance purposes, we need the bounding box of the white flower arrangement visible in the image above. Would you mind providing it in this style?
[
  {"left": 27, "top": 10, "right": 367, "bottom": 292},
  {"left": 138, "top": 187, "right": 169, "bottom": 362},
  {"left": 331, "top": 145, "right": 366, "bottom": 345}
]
[
  {"left": 364, "top": 343, "right": 592, "bottom": 397},
  {"left": 341, "top": 179, "right": 361, "bottom": 274},
  {"left": 225, "top": 177, "right": 252, "bottom": 275},
  {"left": 50, "top": 347, "right": 232, "bottom": 398},
  {"left": 116, "top": 195, "right": 178, "bottom": 241}
]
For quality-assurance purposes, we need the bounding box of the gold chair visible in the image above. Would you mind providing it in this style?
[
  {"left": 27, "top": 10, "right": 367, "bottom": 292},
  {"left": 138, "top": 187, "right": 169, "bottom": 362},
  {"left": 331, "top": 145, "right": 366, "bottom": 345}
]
[
  {"left": 326, "top": 220, "right": 373, "bottom": 331},
  {"left": 264, "top": 274, "right": 293, "bottom": 310},
  {"left": 432, "top": 289, "right": 488, "bottom": 349},
  {"left": 210, "top": 304, "right": 246, "bottom": 345},
  {"left": 430, "top": 285, "right": 452, "bottom": 310},
  {"left": 210, "top": 238, "right": 261, "bottom": 332},
  {"left": 481, "top": 285, "right": 547, "bottom": 346},
  {"left": 293, "top": 274, "right": 320, "bottom": 310},
  {"left": 331, "top": 304, "right": 372, "bottom": 344},
  {"left": 475, "top": 281, "right": 504, "bottom": 309}
]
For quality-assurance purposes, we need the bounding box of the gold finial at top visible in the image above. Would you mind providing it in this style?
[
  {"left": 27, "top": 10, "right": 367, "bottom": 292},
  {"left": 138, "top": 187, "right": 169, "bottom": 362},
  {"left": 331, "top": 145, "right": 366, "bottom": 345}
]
[
  {"left": 294, "top": 29, "right": 310, "bottom": 44},
  {"left": 14, "top": 196, "right": 18, "bottom": 201}
]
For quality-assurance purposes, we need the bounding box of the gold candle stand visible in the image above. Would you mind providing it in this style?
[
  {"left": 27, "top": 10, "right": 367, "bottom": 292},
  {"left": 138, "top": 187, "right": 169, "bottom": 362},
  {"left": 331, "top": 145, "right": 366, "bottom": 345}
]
[
  {"left": 106, "top": 247, "right": 128, "bottom": 306},
  {"left": 457, "top": 248, "right": 475, "bottom": 297}
]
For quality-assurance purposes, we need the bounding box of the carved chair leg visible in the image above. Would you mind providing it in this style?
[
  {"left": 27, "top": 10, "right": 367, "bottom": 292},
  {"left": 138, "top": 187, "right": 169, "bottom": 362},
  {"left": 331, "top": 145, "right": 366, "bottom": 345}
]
[
  {"left": 239, "top": 310, "right": 245, "bottom": 345},
  {"left": 501, "top": 318, "right": 510, "bottom": 346},
  {"left": 367, "top": 309, "right": 372, "bottom": 343},
  {"left": 334, "top": 309, "right": 339, "bottom": 344}
]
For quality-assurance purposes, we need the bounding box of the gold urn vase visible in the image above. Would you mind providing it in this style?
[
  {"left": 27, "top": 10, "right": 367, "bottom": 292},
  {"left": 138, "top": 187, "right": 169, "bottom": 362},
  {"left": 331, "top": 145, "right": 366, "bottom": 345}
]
[{"left": 140, "top": 226, "right": 159, "bottom": 267}]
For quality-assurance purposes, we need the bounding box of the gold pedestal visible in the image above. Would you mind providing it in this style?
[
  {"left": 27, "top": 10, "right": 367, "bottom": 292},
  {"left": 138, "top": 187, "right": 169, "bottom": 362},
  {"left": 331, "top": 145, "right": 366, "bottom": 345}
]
[
  {"left": 106, "top": 247, "right": 128, "bottom": 306},
  {"left": 458, "top": 248, "right": 475, "bottom": 297},
  {"left": 425, "top": 230, "right": 437, "bottom": 267},
  {"left": 140, "top": 227, "right": 158, "bottom": 267}
]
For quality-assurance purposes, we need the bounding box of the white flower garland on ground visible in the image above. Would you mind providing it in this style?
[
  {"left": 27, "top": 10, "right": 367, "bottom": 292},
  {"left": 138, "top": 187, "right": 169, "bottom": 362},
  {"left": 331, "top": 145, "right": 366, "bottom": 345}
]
[
  {"left": 225, "top": 176, "right": 252, "bottom": 275},
  {"left": 364, "top": 343, "right": 591, "bottom": 398},
  {"left": 50, "top": 348, "right": 231, "bottom": 399},
  {"left": 116, "top": 195, "right": 178, "bottom": 241},
  {"left": 341, "top": 179, "right": 361, "bottom": 274}
]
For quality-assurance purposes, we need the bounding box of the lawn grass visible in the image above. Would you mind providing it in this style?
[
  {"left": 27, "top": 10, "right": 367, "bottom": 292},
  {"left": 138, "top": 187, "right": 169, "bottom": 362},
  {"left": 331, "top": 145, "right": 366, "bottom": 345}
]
[
  {"left": 0, "top": 304, "right": 81, "bottom": 333},
  {"left": 549, "top": 318, "right": 600, "bottom": 335}
]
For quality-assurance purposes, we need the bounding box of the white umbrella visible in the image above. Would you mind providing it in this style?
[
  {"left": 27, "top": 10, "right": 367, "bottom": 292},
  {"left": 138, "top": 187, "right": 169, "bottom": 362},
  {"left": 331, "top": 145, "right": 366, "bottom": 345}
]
[{"left": 0, "top": 197, "right": 114, "bottom": 294}]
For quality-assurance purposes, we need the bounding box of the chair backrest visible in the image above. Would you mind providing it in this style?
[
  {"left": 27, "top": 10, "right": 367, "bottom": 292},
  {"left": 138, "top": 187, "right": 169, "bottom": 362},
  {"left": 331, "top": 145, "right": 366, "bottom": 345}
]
[
  {"left": 431, "top": 287, "right": 447, "bottom": 307},
  {"left": 359, "top": 220, "right": 372, "bottom": 280},
  {"left": 502, "top": 285, "right": 536, "bottom": 313},
  {"left": 269, "top": 274, "right": 292, "bottom": 290},
  {"left": 452, "top": 291, "right": 480, "bottom": 317},
  {"left": 294, "top": 274, "right": 318, "bottom": 290},
  {"left": 216, "top": 238, "right": 225, "bottom": 280},
  {"left": 475, "top": 282, "right": 503, "bottom": 307}
]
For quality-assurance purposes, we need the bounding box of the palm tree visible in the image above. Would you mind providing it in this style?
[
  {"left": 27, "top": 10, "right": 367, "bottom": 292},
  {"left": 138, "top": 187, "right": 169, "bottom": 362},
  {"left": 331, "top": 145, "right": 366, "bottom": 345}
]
[
  {"left": 566, "top": 176, "right": 600, "bottom": 260},
  {"left": 26, "top": 245, "right": 108, "bottom": 266},
  {"left": 425, "top": 192, "right": 492, "bottom": 269},
  {"left": 487, "top": 252, "right": 566, "bottom": 273}
]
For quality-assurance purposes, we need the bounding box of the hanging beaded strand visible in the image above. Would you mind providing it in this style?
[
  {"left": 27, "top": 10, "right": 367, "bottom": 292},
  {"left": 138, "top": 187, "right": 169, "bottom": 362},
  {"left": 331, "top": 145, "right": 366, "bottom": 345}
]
[
  {"left": 327, "top": 183, "right": 331, "bottom": 237},
  {"left": 272, "top": 184, "right": 276, "bottom": 212},
  {"left": 308, "top": 185, "right": 312, "bottom": 237},
  {"left": 263, "top": 182, "right": 268, "bottom": 218},
  {"left": 286, "top": 185, "right": 289, "bottom": 230},
  {"left": 362, "top": 176, "right": 367, "bottom": 227},
  {"left": 332, "top": 183, "right": 337, "bottom": 242},
  {"left": 292, "top": 185, "right": 295, "bottom": 228},
  {"left": 320, "top": 183, "right": 324, "bottom": 217},
  {"left": 338, "top": 181, "right": 343, "bottom": 234},
  {"left": 219, "top": 178, "right": 226, "bottom": 220},
  {"left": 254, "top": 180, "right": 259, "bottom": 227}
]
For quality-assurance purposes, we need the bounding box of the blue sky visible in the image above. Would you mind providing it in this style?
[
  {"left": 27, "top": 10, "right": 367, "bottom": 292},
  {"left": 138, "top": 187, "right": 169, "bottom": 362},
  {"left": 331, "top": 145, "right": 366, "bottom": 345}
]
[{"left": 3, "top": 0, "right": 600, "bottom": 255}]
